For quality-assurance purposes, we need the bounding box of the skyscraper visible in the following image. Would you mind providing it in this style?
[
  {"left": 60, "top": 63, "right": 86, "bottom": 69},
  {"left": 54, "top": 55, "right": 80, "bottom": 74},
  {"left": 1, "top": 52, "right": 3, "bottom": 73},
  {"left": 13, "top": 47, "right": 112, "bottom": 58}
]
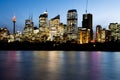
[
  {"left": 50, "top": 15, "right": 60, "bottom": 28},
  {"left": 82, "top": 14, "right": 92, "bottom": 29},
  {"left": 96, "top": 25, "right": 102, "bottom": 42},
  {"left": 49, "top": 15, "right": 60, "bottom": 41},
  {"left": 101, "top": 28, "right": 106, "bottom": 43},
  {"left": 39, "top": 10, "right": 48, "bottom": 28},
  {"left": 82, "top": 13, "right": 93, "bottom": 41},
  {"left": 24, "top": 19, "right": 34, "bottom": 32},
  {"left": 67, "top": 9, "right": 78, "bottom": 33},
  {"left": 109, "top": 23, "right": 120, "bottom": 41}
]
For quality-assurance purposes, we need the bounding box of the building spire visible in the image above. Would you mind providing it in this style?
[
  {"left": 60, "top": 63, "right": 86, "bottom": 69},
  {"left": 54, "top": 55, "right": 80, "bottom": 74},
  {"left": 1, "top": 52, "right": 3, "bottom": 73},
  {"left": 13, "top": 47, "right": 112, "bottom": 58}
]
[
  {"left": 28, "top": 13, "right": 33, "bottom": 21},
  {"left": 46, "top": 8, "right": 47, "bottom": 12}
]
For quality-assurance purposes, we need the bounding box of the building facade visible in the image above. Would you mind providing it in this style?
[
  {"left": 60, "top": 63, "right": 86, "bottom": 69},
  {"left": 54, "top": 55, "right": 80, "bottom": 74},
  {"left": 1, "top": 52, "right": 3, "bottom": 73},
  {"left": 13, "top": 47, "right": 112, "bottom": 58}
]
[
  {"left": 96, "top": 25, "right": 102, "bottom": 42},
  {"left": 0, "top": 27, "right": 9, "bottom": 41},
  {"left": 39, "top": 11, "right": 48, "bottom": 28},
  {"left": 24, "top": 19, "right": 34, "bottom": 32},
  {"left": 82, "top": 13, "right": 93, "bottom": 41},
  {"left": 49, "top": 15, "right": 60, "bottom": 41},
  {"left": 67, "top": 9, "right": 78, "bottom": 41},
  {"left": 101, "top": 28, "right": 106, "bottom": 43},
  {"left": 67, "top": 9, "right": 78, "bottom": 33},
  {"left": 78, "top": 27, "right": 90, "bottom": 44},
  {"left": 109, "top": 23, "right": 120, "bottom": 41}
]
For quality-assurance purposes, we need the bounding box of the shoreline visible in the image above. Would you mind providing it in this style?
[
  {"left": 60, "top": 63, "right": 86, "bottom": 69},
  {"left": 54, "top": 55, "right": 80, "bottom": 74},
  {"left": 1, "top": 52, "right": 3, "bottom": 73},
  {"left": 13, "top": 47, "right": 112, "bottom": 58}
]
[{"left": 0, "top": 41, "right": 119, "bottom": 51}]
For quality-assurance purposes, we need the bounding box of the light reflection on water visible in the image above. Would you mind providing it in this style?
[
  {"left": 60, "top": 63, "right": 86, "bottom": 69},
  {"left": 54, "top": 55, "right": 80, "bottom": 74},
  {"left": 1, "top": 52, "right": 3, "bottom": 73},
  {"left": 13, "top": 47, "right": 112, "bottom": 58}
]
[{"left": 0, "top": 51, "right": 120, "bottom": 80}]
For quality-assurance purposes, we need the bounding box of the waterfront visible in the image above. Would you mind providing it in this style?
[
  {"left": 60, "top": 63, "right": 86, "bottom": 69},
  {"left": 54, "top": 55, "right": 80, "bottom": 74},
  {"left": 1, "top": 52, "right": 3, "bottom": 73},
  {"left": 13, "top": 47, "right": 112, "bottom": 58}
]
[
  {"left": 0, "top": 51, "right": 120, "bottom": 80},
  {"left": 0, "top": 41, "right": 120, "bottom": 51}
]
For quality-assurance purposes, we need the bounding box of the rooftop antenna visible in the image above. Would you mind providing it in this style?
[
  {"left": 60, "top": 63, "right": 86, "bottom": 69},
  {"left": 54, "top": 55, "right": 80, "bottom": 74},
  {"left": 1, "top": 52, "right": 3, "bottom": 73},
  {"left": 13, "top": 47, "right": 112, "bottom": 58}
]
[
  {"left": 28, "top": 12, "right": 33, "bottom": 21},
  {"left": 28, "top": 9, "right": 32, "bottom": 21},
  {"left": 28, "top": 13, "right": 30, "bottom": 20},
  {"left": 86, "top": 0, "right": 88, "bottom": 14},
  {"left": 46, "top": 8, "right": 47, "bottom": 12}
]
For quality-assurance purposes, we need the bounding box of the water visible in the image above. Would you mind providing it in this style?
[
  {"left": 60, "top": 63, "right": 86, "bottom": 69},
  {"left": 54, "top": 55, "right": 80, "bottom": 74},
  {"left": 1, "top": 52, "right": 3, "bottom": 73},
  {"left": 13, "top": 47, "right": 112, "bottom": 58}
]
[{"left": 0, "top": 51, "right": 120, "bottom": 80}]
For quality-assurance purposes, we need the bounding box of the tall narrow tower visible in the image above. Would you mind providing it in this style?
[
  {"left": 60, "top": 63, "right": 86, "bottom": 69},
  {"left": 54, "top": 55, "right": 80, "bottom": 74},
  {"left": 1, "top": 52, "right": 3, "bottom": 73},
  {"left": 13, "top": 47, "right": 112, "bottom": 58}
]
[{"left": 12, "top": 16, "right": 16, "bottom": 34}]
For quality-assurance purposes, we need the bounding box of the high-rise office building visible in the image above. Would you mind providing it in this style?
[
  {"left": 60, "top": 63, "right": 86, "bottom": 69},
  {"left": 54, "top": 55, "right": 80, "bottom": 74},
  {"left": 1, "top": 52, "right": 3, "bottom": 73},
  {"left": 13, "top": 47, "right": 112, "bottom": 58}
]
[
  {"left": 101, "top": 28, "right": 106, "bottom": 43},
  {"left": 82, "top": 13, "right": 93, "bottom": 41},
  {"left": 109, "top": 23, "right": 120, "bottom": 41},
  {"left": 66, "top": 9, "right": 78, "bottom": 41},
  {"left": 96, "top": 25, "right": 102, "bottom": 42},
  {"left": 82, "top": 14, "right": 92, "bottom": 29},
  {"left": 78, "top": 27, "right": 90, "bottom": 44},
  {"left": 49, "top": 15, "right": 60, "bottom": 41},
  {"left": 24, "top": 19, "right": 34, "bottom": 32},
  {"left": 105, "top": 30, "right": 111, "bottom": 42},
  {"left": 50, "top": 15, "right": 60, "bottom": 28},
  {"left": 67, "top": 9, "right": 78, "bottom": 33},
  {"left": 0, "top": 27, "right": 9, "bottom": 41},
  {"left": 39, "top": 11, "right": 48, "bottom": 28}
]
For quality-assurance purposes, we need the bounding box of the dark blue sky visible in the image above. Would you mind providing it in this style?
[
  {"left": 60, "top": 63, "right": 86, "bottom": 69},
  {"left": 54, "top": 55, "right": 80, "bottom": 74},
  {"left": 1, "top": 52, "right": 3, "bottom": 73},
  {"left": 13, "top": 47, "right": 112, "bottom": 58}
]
[{"left": 0, "top": 0, "right": 120, "bottom": 32}]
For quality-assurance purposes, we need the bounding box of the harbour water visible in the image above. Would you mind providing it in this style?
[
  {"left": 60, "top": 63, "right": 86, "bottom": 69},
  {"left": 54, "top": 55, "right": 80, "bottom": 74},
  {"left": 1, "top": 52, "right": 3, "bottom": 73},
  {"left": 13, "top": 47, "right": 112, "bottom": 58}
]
[{"left": 0, "top": 51, "right": 120, "bottom": 80}]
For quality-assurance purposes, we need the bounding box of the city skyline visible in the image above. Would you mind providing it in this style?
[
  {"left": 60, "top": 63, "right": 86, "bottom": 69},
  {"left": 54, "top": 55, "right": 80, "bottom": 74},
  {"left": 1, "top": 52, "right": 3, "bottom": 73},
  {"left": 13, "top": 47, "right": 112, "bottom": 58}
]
[{"left": 0, "top": 0, "right": 120, "bottom": 32}]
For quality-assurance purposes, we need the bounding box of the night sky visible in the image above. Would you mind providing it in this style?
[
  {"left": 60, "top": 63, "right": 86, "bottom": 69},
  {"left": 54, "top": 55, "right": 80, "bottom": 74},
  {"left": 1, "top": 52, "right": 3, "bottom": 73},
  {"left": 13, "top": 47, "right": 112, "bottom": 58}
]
[{"left": 0, "top": 0, "right": 120, "bottom": 32}]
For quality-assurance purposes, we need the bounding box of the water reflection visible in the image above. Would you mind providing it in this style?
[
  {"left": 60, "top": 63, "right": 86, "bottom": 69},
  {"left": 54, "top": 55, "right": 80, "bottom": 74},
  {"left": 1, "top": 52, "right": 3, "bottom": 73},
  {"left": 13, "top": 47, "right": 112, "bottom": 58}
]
[
  {"left": 1, "top": 51, "right": 21, "bottom": 80},
  {"left": 0, "top": 51, "right": 120, "bottom": 80},
  {"left": 89, "top": 52, "right": 102, "bottom": 80}
]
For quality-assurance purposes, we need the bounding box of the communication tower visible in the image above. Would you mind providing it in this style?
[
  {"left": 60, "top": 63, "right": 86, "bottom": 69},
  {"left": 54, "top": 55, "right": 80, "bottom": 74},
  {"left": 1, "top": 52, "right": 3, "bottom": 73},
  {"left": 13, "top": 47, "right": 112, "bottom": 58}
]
[{"left": 12, "top": 16, "right": 16, "bottom": 34}]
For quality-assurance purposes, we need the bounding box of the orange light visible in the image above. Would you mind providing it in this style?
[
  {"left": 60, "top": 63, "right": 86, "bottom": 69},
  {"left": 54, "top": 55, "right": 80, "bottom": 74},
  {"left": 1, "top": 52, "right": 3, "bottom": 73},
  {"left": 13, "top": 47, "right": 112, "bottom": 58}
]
[
  {"left": 91, "top": 40, "right": 95, "bottom": 43},
  {"left": 12, "top": 16, "right": 16, "bottom": 22}
]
